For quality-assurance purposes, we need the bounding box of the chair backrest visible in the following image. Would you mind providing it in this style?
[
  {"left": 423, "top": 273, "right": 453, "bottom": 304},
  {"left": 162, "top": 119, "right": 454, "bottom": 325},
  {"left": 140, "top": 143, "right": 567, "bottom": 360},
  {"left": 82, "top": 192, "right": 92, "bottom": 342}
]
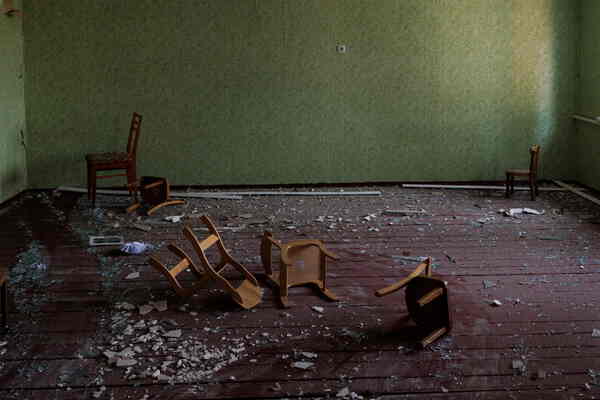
[
  {"left": 126, "top": 112, "right": 143, "bottom": 158},
  {"left": 182, "top": 216, "right": 262, "bottom": 309},
  {"left": 147, "top": 244, "right": 202, "bottom": 297},
  {"left": 529, "top": 145, "right": 540, "bottom": 175},
  {"left": 182, "top": 216, "right": 232, "bottom": 277}
]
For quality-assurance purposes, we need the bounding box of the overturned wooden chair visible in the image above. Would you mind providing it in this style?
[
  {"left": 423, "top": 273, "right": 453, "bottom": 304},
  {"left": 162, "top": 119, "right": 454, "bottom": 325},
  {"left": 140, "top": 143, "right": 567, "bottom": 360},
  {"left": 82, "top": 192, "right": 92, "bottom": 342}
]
[
  {"left": 375, "top": 257, "right": 451, "bottom": 348},
  {"left": 261, "top": 231, "right": 339, "bottom": 308},
  {"left": 148, "top": 243, "right": 210, "bottom": 298},
  {"left": 127, "top": 176, "right": 185, "bottom": 215},
  {"left": 149, "top": 216, "right": 262, "bottom": 309}
]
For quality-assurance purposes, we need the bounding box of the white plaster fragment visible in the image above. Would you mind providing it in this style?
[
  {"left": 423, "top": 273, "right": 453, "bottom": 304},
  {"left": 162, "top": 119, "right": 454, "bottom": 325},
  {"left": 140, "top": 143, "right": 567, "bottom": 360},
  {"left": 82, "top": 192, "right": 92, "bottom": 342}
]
[
  {"left": 125, "top": 272, "right": 140, "bottom": 280},
  {"left": 164, "top": 329, "right": 182, "bottom": 338},
  {"left": 116, "top": 358, "right": 137, "bottom": 367},
  {"left": 292, "top": 361, "right": 314, "bottom": 370},
  {"left": 152, "top": 300, "right": 168, "bottom": 312},
  {"left": 139, "top": 304, "right": 154, "bottom": 315}
]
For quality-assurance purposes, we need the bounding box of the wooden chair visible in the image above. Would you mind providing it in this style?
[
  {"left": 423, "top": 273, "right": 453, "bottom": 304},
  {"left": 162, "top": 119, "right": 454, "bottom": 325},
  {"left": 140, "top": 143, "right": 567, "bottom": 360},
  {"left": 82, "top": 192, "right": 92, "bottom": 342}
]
[
  {"left": 149, "top": 216, "right": 262, "bottom": 309},
  {"left": 127, "top": 176, "right": 185, "bottom": 215},
  {"left": 1, "top": 270, "right": 7, "bottom": 331},
  {"left": 148, "top": 243, "right": 213, "bottom": 298},
  {"left": 505, "top": 145, "right": 540, "bottom": 201},
  {"left": 261, "top": 231, "right": 339, "bottom": 308},
  {"left": 375, "top": 258, "right": 451, "bottom": 348},
  {"left": 86, "top": 112, "right": 142, "bottom": 207}
]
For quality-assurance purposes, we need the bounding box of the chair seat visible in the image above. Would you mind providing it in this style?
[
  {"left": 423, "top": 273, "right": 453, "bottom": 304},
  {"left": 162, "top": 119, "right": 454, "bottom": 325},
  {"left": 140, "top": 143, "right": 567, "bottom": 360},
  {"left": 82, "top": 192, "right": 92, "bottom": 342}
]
[
  {"left": 233, "top": 279, "right": 263, "bottom": 309},
  {"left": 506, "top": 168, "right": 531, "bottom": 176},
  {"left": 261, "top": 232, "right": 339, "bottom": 308},
  {"left": 86, "top": 152, "right": 131, "bottom": 163}
]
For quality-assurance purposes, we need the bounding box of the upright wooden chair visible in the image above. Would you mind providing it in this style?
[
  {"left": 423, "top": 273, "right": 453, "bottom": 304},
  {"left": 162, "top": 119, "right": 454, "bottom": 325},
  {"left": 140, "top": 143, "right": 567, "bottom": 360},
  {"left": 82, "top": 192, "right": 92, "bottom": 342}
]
[
  {"left": 375, "top": 258, "right": 451, "bottom": 348},
  {"left": 505, "top": 145, "right": 540, "bottom": 201},
  {"left": 149, "top": 216, "right": 262, "bottom": 309},
  {"left": 261, "top": 231, "right": 339, "bottom": 308},
  {"left": 86, "top": 112, "right": 142, "bottom": 207},
  {"left": 127, "top": 176, "right": 185, "bottom": 215}
]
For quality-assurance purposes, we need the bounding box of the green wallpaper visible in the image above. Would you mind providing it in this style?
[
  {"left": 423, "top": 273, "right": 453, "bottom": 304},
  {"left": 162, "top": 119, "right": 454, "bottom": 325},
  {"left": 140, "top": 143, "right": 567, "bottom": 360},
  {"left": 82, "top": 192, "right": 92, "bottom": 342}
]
[
  {"left": 24, "top": 0, "right": 578, "bottom": 187},
  {"left": 0, "top": 0, "right": 27, "bottom": 202},
  {"left": 577, "top": 1, "right": 600, "bottom": 191}
]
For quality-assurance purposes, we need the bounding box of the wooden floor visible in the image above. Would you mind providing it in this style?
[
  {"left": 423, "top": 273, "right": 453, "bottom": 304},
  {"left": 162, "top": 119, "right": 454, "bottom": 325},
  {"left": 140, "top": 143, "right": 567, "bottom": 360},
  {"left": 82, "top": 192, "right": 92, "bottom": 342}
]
[{"left": 1, "top": 184, "right": 600, "bottom": 399}]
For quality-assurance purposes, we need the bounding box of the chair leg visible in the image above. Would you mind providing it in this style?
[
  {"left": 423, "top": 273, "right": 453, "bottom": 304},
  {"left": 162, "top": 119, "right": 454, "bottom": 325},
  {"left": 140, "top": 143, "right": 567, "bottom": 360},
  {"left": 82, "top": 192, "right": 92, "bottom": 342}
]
[
  {"left": 126, "top": 165, "right": 137, "bottom": 201},
  {"left": 127, "top": 164, "right": 137, "bottom": 187},
  {"left": 279, "top": 267, "right": 290, "bottom": 308},
  {"left": 505, "top": 173, "right": 511, "bottom": 198}
]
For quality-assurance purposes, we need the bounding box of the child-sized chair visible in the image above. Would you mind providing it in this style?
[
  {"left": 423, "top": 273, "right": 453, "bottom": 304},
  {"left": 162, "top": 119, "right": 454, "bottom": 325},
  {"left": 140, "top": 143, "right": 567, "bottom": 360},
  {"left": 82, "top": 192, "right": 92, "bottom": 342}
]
[
  {"left": 148, "top": 243, "right": 212, "bottom": 297},
  {"left": 149, "top": 216, "right": 262, "bottom": 309},
  {"left": 127, "top": 176, "right": 185, "bottom": 215},
  {"left": 505, "top": 145, "right": 541, "bottom": 201},
  {"left": 261, "top": 231, "right": 339, "bottom": 308},
  {"left": 86, "top": 112, "right": 142, "bottom": 207},
  {"left": 375, "top": 257, "right": 451, "bottom": 348}
]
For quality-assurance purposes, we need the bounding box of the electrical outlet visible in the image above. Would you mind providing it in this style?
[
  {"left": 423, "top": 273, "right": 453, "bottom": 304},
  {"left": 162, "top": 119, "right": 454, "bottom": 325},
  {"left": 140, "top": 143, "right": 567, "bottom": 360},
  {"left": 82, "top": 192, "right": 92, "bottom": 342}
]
[{"left": 336, "top": 44, "right": 347, "bottom": 54}]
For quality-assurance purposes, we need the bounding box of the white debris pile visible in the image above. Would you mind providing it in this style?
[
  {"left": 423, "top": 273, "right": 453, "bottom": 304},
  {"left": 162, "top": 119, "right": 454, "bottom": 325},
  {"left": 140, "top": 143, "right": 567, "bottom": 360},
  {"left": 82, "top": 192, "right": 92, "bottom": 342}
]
[
  {"left": 476, "top": 216, "right": 495, "bottom": 224},
  {"left": 164, "top": 215, "right": 184, "bottom": 223},
  {"left": 97, "top": 302, "right": 256, "bottom": 384},
  {"left": 511, "top": 359, "right": 527, "bottom": 376},
  {"left": 336, "top": 386, "right": 364, "bottom": 399},
  {"left": 499, "top": 208, "right": 545, "bottom": 218}
]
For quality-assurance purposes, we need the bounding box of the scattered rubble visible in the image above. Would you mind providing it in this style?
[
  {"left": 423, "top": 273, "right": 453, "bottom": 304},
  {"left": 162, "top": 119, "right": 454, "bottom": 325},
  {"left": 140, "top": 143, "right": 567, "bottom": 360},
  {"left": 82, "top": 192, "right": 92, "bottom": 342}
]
[
  {"left": 164, "top": 215, "right": 184, "bottom": 223},
  {"left": 292, "top": 361, "right": 314, "bottom": 370},
  {"left": 499, "top": 208, "right": 545, "bottom": 217},
  {"left": 130, "top": 223, "right": 152, "bottom": 232},
  {"left": 512, "top": 359, "right": 527, "bottom": 375},
  {"left": 125, "top": 272, "right": 140, "bottom": 280},
  {"left": 476, "top": 217, "right": 495, "bottom": 224},
  {"left": 8, "top": 185, "right": 595, "bottom": 398},
  {"left": 482, "top": 280, "right": 496, "bottom": 289}
]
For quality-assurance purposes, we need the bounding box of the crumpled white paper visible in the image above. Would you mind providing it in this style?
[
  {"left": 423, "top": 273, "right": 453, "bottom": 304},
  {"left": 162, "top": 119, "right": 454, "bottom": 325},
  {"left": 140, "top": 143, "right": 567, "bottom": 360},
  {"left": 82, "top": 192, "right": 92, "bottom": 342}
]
[{"left": 120, "top": 241, "right": 153, "bottom": 254}]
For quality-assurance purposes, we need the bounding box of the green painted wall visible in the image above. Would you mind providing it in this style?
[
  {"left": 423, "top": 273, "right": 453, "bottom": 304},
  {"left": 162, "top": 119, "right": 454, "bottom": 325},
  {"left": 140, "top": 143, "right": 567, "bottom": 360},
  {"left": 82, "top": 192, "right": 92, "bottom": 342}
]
[
  {"left": 24, "top": 0, "right": 578, "bottom": 187},
  {"left": 0, "top": 0, "right": 27, "bottom": 201},
  {"left": 577, "top": 1, "right": 600, "bottom": 191}
]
